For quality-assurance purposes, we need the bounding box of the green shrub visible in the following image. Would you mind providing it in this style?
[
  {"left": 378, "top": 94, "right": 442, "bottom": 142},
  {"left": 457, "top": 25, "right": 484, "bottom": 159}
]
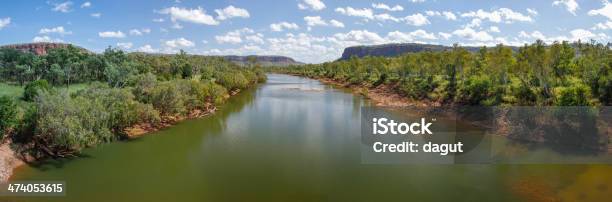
[
  {"left": 215, "top": 71, "right": 249, "bottom": 91},
  {"left": 23, "top": 80, "right": 51, "bottom": 101},
  {"left": 554, "top": 80, "right": 592, "bottom": 106},
  {"left": 0, "top": 96, "right": 18, "bottom": 137},
  {"left": 33, "top": 92, "right": 113, "bottom": 156},
  {"left": 150, "top": 81, "right": 187, "bottom": 116},
  {"left": 457, "top": 75, "right": 493, "bottom": 105}
]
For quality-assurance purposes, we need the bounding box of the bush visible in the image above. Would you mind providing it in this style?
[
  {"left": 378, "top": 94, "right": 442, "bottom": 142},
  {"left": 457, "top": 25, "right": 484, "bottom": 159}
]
[
  {"left": 23, "top": 80, "right": 51, "bottom": 101},
  {"left": 457, "top": 75, "right": 493, "bottom": 105},
  {"left": 33, "top": 92, "right": 113, "bottom": 156},
  {"left": 0, "top": 96, "right": 18, "bottom": 137},
  {"left": 215, "top": 71, "right": 249, "bottom": 91},
  {"left": 76, "top": 84, "right": 160, "bottom": 133},
  {"left": 150, "top": 81, "right": 187, "bottom": 116},
  {"left": 554, "top": 79, "right": 592, "bottom": 106}
]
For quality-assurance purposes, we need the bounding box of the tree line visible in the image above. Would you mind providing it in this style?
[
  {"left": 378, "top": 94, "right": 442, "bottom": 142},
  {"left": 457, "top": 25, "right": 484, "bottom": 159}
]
[
  {"left": 272, "top": 40, "right": 611, "bottom": 106},
  {"left": 0, "top": 46, "right": 266, "bottom": 157}
]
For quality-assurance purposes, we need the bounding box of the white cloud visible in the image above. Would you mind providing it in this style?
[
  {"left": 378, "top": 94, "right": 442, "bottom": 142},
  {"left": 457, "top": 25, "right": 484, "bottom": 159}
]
[
  {"left": 270, "top": 22, "right": 299, "bottom": 32},
  {"left": 304, "top": 16, "right": 346, "bottom": 29},
  {"left": 403, "top": 13, "right": 430, "bottom": 26},
  {"left": 465, "top": 19, "right": 482, "bottom": 28},
  {"left": 461, "top": 8, "right": 533, "bottom": 23},
  {"left": 489, "top": 26, "right": 500, "bottom": 33},
  {"left": 553, "top": 0, "right": 579, "bottom": 15},
  {"left": 153, "top": 18, "right": 165, "bottom": 22},
  {"left": 0, "top": 18, "right": 11, "bottom": 30},
  {"left": 129, "top": 28, "right": 150, "bottom": 36},
  {"left": 452, "top": 27, "right": 493, "bottom": 41},
  {"left": 371, "top": 3, "right": 403, "bottom": 12},
  {"left": 98, "top": 31, "right": 126, "bottom": 38},
  {"left": 246, "top": 33, "right": 265, "bottom": 44},
  {"left": 32, "top": 36, "right": 63, "bottom": 43},
  {"left": 304, "top": 16, "right": 328, "bottom": 26},
  {"left": 387, "top": 29, "right": 437, "bottom": 42},
  {"left": 425, "top": 10, "right": 457, "bottom": 20},
  {"left": 165, "top": 37, "right": 195, "bottom": 48},
  {"left": 158, "top": 7, "right": 219, "bottom": 25},
  {"left": 594, "top": 21, "right": 612, "bottom": 30},
  {"left": 329, "top": 19, "right": 345, "bottom": 28},
  {"left": 214, "top": 5, "right": 250, "bottom": 20},
  {"left": 116, "top": 42, "right": 133, "bottom": 49},
  {"left": 52, "top": 1, "right": 72, "bottom": 13},
  {"left": 138, "top": 45, "right": 158, "bottom": 53},
  {"left": 90, "top": 13, "right": 101, "bottom": 18},
  {"left": 335, "top": 7, "right": 374, "bottom": 19},
  {"left": 298, "top": 0, "right": 326, "bottom": 11},
  {"left": 410, "top": 0, "right": 426, "bottom": 3},
  {"left": 374, "top": 13, "right": 401, "bottom": 22},
  {"left": 333, "top": 30, "right": 386, "bottom": 44},
  {"left": 438, "top": 32, "right": 452, "bottom": 40},
  {"left": 39, "top": 26, "right": 72, "bottom": 35},
  {"left": 81, "top": 1, "right": 91, "bottom": 8},
  {"left": 588, "top": 0, "right": 612, "bottom": 20},
  {"left": 526, "top": 8, "right": 538, "bottom": 16},
  {"left": 215, "top": 28, "right": 261, "bottom": 44},
  {"left": 172, "top": 23, "right": 183, "bottom": 29}
]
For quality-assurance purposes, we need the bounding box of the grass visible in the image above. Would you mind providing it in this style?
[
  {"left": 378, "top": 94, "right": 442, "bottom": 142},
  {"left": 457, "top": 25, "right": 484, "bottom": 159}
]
[{"left": 0, "top": 82, "right": 91, "bottom": 99}]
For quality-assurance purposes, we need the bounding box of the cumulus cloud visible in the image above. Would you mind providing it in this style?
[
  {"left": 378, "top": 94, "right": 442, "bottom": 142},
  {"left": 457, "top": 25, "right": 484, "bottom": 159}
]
[
  {"left": 158, "top": 7, "right": 219, "bottom": 25},
  {"left": 335, "top": 7, "right": 374, "bottom": 19},
  {"left": 39, "top": 26, "right": 72, "bottom": 35},
  {"left": 518, "top": 29, "right": 608, "bottom": 43},
  {"left": 52, "top": 1, "right": 72, "bottom": 13},
  {"left": 489, "top": 26, "right": 501, "bottom": 33},
  {"left": 129, "top": 28, "right": 151, "bottom": 36},
  {"left": 387, "top": 29, "right": 437, "bottom": 42},
  {"left": 165, "top": 38, "right": 195, "bottom": 48},
  {"left": 452, "top": 27, "right": 494, "bottom": 41},
  {"left": 90, "top": 13, "right": 101, "bottom": 18},
  {"left": 438, "top": 32, "right": 452, "bottom": 40},
  {"left": 588, "top": 0, "right": 612, "bottom": 20},
  {"left": 215, "top": 28, "right": 261, "bottom": 44},
  {"left": 425, "top": 11, "right": 457, "bottom": 20},
  {"left": 553, "top": 0, "right": 579, "bottom": 15},
  {"left": 0, "top": 18, "right": 11, "bottom": 30},
  {"left": 526, "top": 8, "right": 538, "bottom": 16},
  {"left": 593, "top": 21, "right": 612, "bottom": 30},
  {"left": 215, "top": 5, "right": 250, "bottom": 20},
  {"left": 116, "top": 42, "right": 133, "bottom": 49},
  {"left": 374, "top": 13, "right": 401, "bottom": 22},
  {"left": 32, "top": 36, "right": 64, "bottom": 43},
  {"left": 138, "top": 45, "right": 158, "bottom": 53},
  {"left": 298, "top": 0, "right": 326, "bottom": 11},
  {"left": 81, "top": 1, "right": 91, "bottom": 8},
  {"left": 98, "top": 31, "right": 126, "bottom": 38},
  {"left": 304, "top": 16, "right": 345, "bottom": 29},
  {"left": 371, "top": 3, "right": 403, "bottom": 11},
  {"left": 461, "top": 8, "right": 533, "bottom": 23},
  {"left": 270, "top": 22, "right": 299, "bottom": 32},
  {"left": 403, "top": 13, "right": 430, "bottom": 26}
]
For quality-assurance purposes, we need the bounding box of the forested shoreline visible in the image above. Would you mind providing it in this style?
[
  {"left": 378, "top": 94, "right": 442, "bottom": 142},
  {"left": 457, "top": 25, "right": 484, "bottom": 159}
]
[
  {"left": 273, "top": 40, "right": 611, "bottom": 107},
  {"left": 0, "top": 45, "right": 266, "bottom": 158}
]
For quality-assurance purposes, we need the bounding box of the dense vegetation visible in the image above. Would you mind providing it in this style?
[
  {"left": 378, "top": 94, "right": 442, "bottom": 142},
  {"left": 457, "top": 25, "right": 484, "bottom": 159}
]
[
  {"left": 0, "top": 46, "right": 265, "bottom": 157},
  {"left": 274, "top": 40, "right": 611, "bottom": 106}
]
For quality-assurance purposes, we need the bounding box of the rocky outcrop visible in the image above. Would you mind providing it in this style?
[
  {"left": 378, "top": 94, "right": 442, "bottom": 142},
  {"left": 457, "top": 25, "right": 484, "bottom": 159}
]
[
  {"left": 339, "top": 43, "right": 518, "bottom": 60},
  {"left": 0, "top": 42, "right": 88, "bottom": 55},
  {"left": 222, "top": 55, "right": 304, "bottom": 66}
]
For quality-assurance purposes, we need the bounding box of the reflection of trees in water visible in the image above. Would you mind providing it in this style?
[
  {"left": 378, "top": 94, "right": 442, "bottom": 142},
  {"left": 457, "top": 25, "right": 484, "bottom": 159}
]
[
  {"left": 502, "top": 107, "right": 608, "bottom": 154},
  {"left": 200, "top": 86, "right": 258, "bottom": 136}
]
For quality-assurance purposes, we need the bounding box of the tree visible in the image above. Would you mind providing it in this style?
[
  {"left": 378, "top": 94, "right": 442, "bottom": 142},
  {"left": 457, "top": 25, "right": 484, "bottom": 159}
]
[
  {"left": 23, "top": 79, "right": 51, "bottom": 101},
  {"left": 0, "top": 96, "right": 17, "bottom": 137}
]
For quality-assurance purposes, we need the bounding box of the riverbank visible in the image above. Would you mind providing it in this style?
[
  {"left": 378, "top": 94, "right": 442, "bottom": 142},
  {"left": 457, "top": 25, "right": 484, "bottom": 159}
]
[
  {"left": 305, "top": 75, "right": 610, "bottom": 153},
  {"left": 0, "top": 89, "right": 241, "bottom": 183}
]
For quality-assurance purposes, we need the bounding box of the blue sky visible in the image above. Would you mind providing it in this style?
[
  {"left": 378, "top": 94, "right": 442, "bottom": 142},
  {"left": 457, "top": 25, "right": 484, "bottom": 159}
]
[{"left": 0, "top": 0, "right": 610, "bottom": 63}]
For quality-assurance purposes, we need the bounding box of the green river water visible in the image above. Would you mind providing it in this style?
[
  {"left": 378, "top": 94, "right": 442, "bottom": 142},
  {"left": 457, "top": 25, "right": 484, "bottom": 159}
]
[{"left": 5, "top": 74, "right": 611, "bottom": 202}]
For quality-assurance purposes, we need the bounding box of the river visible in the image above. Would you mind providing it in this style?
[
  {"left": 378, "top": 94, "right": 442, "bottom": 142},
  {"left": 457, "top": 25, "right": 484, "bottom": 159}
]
[{"left": 7, "top": 74, "right": 611, "bottom": 201}]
